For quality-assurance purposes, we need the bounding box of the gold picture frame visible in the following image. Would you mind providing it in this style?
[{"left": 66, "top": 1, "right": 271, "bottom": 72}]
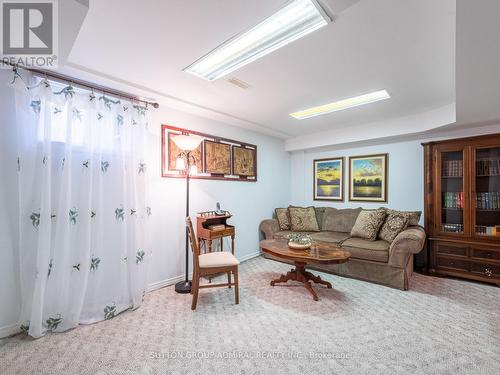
[
  {"left": 349, "top": 154, "right": 388, "bottom": 202},
  {"left": 313, "top": 157, "right": 344, "bottom": 201}
]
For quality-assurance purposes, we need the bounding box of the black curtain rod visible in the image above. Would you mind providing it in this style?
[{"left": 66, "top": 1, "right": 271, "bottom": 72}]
[{"left": 8, "top": 63, "right": 160, "bottom": 109}]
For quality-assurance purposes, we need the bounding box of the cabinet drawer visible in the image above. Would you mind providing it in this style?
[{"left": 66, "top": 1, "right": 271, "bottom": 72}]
[
  {"left": 470, "top": 263, "right": 500, "bottom": 279},
  {"left": 436, "top": 257, "right": 470, "bottom": 271},
  {"left": 435, "top": 243, "right": 468, "bottom": 257},
  {"left": 471, "top": 248, "right": 500, "bottom": 262}
]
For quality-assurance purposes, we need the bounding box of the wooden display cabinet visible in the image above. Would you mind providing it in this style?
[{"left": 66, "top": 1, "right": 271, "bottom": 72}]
[{"left": 423, "top": 134, "right": 500, "bottom": 286}]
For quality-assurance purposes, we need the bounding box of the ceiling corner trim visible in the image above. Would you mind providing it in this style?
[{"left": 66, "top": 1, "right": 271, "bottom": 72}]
[
  {"left": 62, "top": 62, "right": 291, "bottom": 140},
  {"left": 74, "top": 0, "right": 89, "bottom": 7},
  {"left": 285, "top": 103, "right": 457, "bottom": 151}
]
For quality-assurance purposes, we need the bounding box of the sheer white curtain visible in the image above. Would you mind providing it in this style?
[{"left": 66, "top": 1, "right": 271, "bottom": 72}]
[{"left": 12, "top": 72, "right": 151, "bottom": 338}]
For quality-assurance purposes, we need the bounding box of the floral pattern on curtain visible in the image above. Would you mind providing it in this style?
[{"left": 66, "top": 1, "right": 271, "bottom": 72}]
[{"left": 12, "top": 72, "right": 152, "bottom": 338}]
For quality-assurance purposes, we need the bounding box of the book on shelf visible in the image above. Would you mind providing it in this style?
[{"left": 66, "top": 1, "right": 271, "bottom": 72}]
[
  {"left": 442, "top": 192, "right": 463, "bottom": 209},
  {"left": 441, "top": 223, "right": 463, "bottom": 233},
  {"left": 475, "top": 191, "right": 500, "bottom": 209},
  {"left": 442, "top": 159, "right": 463, "bottom": 177},
  {"left": 475, "top": 225, "right": 500, "bottom": 236},
  {"left": 476, "top": 157, "right": 500, "bottom": 176}
]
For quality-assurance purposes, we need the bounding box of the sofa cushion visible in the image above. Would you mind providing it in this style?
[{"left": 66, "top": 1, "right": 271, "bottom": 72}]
[
  {"left": 342, "top": 237, "right": 390, "bottom": 262},
  {"left": 322, "top": 207, "right": 362, "bottom": 233},
  {"left": 288, "top": 206, "right": 320, "bottom": 232},
  {"left": 378, "top": 211, "right": 409, "bottom": 242},
  {"left": 273, "top": 231, "right": 312, "bottom": 240},
  {"left": 275, "top": 208, "right": 291, "bottom": 230},
  {"left": 314, "top": 207, "right": 326, "bottom": 230},
  {"left": 350, "top": 209, "right": 386, "bottom": 240},
  {"left": 310, "top": 231, "right": 351, "bottom": 244},
  {"left": 381, "top": 208, "right": 421, "bottom": 226}
]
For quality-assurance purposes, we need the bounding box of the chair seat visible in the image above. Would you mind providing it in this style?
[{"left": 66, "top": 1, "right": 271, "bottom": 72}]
[{"left": 199, "top": 251, "right": 239, "bottom": 268}]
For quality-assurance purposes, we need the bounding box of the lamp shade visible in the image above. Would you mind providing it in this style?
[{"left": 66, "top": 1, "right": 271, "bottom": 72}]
[
  {"left": 175, "top": 156, "right": 186, "bottom": 171},
  {"left": 189, "top": 164, "right": 198, "bottom": 176},
  {"left": 172, "top": 134, "right": 203, "bottom": 151}
]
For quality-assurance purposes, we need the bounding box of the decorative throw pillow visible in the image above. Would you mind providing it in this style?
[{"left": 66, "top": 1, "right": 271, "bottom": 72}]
[
  {"left": 350, "top": 209, "right": 386, "bottom": 240},
  {"left": 275, "top": 208, "right": 291, "bottom": 231},
  {"left": 378, "top": 212, "right": 410, "bottom": 242},
  {"left": 382, "top": 208, "right": 421, "bottom": 226},
  {"left": 288, "top": 206, "right": 320, "bottom": 232}
]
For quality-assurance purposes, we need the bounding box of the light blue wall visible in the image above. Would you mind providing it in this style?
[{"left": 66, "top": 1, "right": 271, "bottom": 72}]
[
  {"left": 290, "top": 140, "right": 424, "bottom": 220},
  {"left": 146, "top": 106, "right": 291, "bottom": 287},
  {"left": 0, "top": 71, "right": 22, "bottom": 336}
]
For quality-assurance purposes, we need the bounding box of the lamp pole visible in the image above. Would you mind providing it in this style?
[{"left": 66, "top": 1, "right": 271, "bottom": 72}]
[
  {"left": 171, "top": 133, "right": 202, "bottom": 294},
  {"left": 175, "top": 151, "right": 193, "bottom": 294}
]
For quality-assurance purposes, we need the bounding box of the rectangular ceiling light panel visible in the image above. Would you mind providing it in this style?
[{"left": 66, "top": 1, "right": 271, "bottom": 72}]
[
  {"left": 184, "top": 0, "right": 330, "bottom": 81},
  {"left": 290, "top": 90, "right": 391, "bottom": 120}
]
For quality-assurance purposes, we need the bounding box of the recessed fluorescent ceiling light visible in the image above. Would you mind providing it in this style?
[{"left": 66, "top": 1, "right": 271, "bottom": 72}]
[
  {"left": 184, "top": 0, "right": 330, "bottom": 81},
  {"left": 290, "top": 90, "right": 391, "bottom": 120}
]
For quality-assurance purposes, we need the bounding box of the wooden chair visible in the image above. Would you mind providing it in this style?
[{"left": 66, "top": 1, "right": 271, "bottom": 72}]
[{"left": 186, "top": 217, "right": 239, "bottom": 310}]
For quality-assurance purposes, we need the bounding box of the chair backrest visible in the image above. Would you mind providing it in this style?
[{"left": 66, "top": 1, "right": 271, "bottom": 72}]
[{"left": 185, "top": 217, "right": 200, "bottom": 269}]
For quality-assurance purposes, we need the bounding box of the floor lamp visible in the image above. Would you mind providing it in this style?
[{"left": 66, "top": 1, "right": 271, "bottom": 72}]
[{"left": 172, "top": 133, "right": 203, "bottom": 294}]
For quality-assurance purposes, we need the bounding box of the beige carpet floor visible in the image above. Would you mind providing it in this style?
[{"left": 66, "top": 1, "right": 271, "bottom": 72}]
[{"left": 1, "top": 255, "right": 500, "bottom": 375}]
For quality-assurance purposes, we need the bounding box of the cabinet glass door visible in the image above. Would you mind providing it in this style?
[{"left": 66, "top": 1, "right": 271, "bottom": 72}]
[
  {"left": 439, "top": 150, "right": 465, "bottom": 234},
  {"left": 474, "top": 146, "right": 500, "bottom": 237}
]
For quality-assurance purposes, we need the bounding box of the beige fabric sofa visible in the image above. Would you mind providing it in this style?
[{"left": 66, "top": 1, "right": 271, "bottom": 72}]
[{"left": 259, "top": 207, "right": 426, "bottom": 290}]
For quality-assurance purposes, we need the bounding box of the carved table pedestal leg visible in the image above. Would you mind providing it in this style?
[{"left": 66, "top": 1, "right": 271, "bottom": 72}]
[{"left": 270, "top": 261, "right": 332, "bottom": 301}]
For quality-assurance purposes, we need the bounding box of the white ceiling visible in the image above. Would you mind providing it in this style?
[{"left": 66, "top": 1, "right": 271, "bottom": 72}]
[
  {"left": 66, "top": 0, "right": 456, "bottom": 139},
  {"left": 455, "top": 0, "right": 500, "bottom": 126}
]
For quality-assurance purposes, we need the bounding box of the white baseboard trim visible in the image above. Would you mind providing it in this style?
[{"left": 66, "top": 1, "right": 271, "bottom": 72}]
[
  {"left": 237, "top": 250, "right": 262, "bottom": 263},
  {"left": 146, "top": 274, "right": 186, "bottom": 292},
  {"left": 146, "top": 251, "right": 262, "bottom": 293},
  {"left": 0, "top": 322, "right": 20, "bottom": 339}
]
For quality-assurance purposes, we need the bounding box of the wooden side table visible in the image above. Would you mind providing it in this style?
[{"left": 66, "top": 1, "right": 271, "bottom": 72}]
[{"left": 196, "top": 212, "right": 235, "bottom": 254}]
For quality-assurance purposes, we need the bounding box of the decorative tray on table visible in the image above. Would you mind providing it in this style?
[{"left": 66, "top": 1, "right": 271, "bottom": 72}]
[{"left": 287, "top": 234, "right": 312, "bottom": 250}]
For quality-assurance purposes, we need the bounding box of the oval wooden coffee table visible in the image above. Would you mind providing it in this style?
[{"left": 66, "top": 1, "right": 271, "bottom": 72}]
[{"left": 259, "top": 239, "right": 350, "bottom": 301}]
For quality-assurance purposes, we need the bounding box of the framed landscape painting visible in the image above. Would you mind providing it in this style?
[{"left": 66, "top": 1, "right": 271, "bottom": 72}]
[
  {"left": 349, "top": 154, "right": 388, "bottom": 202},
  {"left": 313, "top": 157, "right": 344, "bottom": 201}
]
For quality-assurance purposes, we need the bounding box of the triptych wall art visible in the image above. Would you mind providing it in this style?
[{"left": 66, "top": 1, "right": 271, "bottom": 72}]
[
  {"left": 161, "top": 125, "right": 257, "bottom": 181},
  {"left": 313, "top": 154, "right": 388, "bottom": 202}
]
